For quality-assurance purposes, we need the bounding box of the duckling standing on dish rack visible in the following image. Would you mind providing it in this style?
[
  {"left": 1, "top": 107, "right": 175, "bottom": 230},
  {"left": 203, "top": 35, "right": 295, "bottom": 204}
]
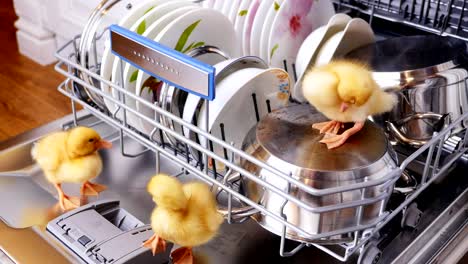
[
  {"left": 143, "top": 174, "right": 224, "bottom": 264},
  {"left": 31, "top": 127, "right": 112, "bottom": 210},
  {"left": 302, "top": 60, "right": 398, "bottom": 149}
]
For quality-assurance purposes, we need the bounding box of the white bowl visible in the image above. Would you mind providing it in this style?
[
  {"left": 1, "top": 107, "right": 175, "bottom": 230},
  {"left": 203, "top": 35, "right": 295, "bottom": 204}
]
[
  {"left": 293, "top": 17, "right": 374, "bottom": 102},
  {"left": 294, "top": 13, "right": 352, "bottom": 77}
]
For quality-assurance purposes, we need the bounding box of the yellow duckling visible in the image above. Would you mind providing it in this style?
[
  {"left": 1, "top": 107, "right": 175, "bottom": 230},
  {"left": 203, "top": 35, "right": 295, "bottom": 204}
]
[
  {"left": 31, "top": 127, "right": 112, "bottom": 210},
  {"left": 143, "top": 174, "right": 224, "bottom": 264}
]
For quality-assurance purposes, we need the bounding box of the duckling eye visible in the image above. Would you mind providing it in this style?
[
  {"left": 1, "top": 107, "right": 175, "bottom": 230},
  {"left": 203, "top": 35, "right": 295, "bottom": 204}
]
[{"left": 88, "top": 138, "right": 95, "bottom": 143}]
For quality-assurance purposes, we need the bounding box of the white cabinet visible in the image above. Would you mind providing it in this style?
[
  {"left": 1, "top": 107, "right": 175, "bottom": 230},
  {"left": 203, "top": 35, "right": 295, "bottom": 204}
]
[{"left": 12, "top": 0, "right": 141, "bottom": 65}]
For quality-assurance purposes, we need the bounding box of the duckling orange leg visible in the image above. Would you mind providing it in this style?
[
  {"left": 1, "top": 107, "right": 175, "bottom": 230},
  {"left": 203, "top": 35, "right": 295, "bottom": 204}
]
[
  {"left": 312, "top": 120, "right": 343, "bottom": 134},
  {"left": 171, "top": 247, "right": 193, "bottom": 264},
  {"left": 54, "top": 183, "right": 80, "bottom": 211},
  {"left": 80, "top": 181, "right": 107, "bottom": 196},
  {"left": 320, "top": 121, "right": 365, "bottom": 149},
  {"left": 142, "top": 234, "right": 166, "bottom": 255}
]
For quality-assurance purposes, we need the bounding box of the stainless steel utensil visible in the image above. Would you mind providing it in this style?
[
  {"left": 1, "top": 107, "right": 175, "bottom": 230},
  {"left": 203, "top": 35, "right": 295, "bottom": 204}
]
[
  {"left": 345, "top": 35, "right": 468, "bottom": 147},
  {"left": 229, "top": 104, "right": 398, "bottom": 244}
]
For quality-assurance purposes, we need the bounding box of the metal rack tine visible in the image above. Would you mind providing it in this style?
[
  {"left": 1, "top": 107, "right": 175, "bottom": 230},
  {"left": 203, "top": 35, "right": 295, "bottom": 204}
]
[{"left": 279, "top": 173, "right": 308, "bottom": 258}]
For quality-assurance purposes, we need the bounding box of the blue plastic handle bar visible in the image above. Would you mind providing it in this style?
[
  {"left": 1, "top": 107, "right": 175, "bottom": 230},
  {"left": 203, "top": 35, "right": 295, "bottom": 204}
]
[{"left": 109, "top": 24, "right": 216, "bottom": 101}]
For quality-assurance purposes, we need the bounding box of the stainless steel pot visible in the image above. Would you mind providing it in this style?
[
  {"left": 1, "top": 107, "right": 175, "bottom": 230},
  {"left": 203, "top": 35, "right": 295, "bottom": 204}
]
[
  {"left": 228, "top": 104, "right": 398, "bottom": 244},
  {"left": 345, "top": 35, "right": 468, "bottom": 147}
]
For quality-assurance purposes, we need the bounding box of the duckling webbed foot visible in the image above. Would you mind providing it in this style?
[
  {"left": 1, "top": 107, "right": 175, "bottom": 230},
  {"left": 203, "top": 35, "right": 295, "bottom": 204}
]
[
  {"left": 143, "top": 234, "right": 167, "bottom": 256},
  {"left": 171, "top": 247, "right": 193, "bottom": 264},
  {"left": 320, "top": 121, "right": 364, "bottom": 149},
  {"left": 54, "top": 183, "right": 80, "bottom": 211},
  {"left": 312, "top": 121, "right": 343, "bottom": 135},
  {"left": 80, "top": 181, "right": 107, "bottom": 196}
]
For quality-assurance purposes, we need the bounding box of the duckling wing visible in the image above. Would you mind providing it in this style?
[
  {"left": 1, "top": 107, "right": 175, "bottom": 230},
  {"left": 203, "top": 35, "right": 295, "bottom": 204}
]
[
  {"left": 55, "top": 153, "right": 103, "bottom": 183},
  {"left": 31, "top": 132, "right": 68, "bottom": 182}
]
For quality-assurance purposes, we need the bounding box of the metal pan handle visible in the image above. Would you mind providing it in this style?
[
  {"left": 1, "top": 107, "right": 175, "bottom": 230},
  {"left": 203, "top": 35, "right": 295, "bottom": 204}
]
[
  {"left": 386, "top": 113, "right": 448, "bottom": 147},
  {"left": 212, "top": 170, "right": 259, "bottom": 222}
]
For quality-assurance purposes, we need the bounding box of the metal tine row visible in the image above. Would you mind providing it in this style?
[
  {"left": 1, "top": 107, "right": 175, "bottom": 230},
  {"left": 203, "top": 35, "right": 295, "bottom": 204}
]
[{"left": 341, "top": 0, "right": 468, "bottom": 39}]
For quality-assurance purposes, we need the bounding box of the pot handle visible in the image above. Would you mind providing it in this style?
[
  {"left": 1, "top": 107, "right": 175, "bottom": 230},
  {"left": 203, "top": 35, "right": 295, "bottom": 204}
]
[
  {"left": 386, "top": 113, "right": 448, "bottom": 147},
  {"left": 212, "top": 170, "right": 259, "bottom": 222}
]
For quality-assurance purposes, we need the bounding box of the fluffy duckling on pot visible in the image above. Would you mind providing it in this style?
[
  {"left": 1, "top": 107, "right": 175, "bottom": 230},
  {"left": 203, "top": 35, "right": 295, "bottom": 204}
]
[
  {"left": 143, "top": 174, "right": 224, "bottom": 264},
  {"left": 31, "top": 127, "right": 112, "bottom": 210},
  {"left": 302, "top": 60, "right": 397, "bottom": 149}
]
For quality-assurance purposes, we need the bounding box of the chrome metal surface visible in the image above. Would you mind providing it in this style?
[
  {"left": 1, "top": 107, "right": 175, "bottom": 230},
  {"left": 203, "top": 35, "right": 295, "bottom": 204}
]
[
  {"left": 346, "top": 36, "right": 468, "bottom": 146},
  {"left": 390, "top": 188, "right": 468, "bottom": 264},
  {"left": 334, "top": 0, "right": 468, "bottom": 42},
  {"left": 256, "top": 104, "right": 390, "bottom": 171},
  {"left": 111, "top": 30, "right": 215, "bottom": 99},
  {"left": 238, "top": 104, "right": 397, "bottom": 243},
  {"left": 386, "top": 113, "right": 448, "bottom": 147},
  {"left": 345, "top": 35, "right": 466, "bottom": 83}
]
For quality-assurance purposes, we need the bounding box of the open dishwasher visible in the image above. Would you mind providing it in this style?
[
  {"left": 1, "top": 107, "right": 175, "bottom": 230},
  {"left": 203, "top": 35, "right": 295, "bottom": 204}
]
[{"left": 0, "top": 0, "right": 467, "bottom": 263}]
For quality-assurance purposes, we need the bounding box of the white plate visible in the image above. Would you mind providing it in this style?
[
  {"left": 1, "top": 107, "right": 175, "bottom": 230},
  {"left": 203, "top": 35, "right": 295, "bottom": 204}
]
[
  {"left": 242, "top": 0, "right": 261, "bottom": 55},
  {"left": 292, "top": 13, "right": 352, "bottom": 102},
  {"left": 314, "top": 18, "right": 375, "bottom": 66},
  {"left": 294, "top": 13, "right": 351, "bottom": 78},
  {"left": 111, "top": 4, "right": 197, "bottom": 130},
  {"left": 228, "top": 0, "right": 242, "bottom": 24},
  {"left": 234, "top": 0, "right": 252, "bottom": 54},
  {"left": 197, "top": 67, "right": 290, "bottom": 171},
  {"left": 221, "top": 0, "right": 232, "bottom": 17},
  {"left": 213, "top": 0, "right": 224, "bottom": 11},
  {"left": 100, "top": 0, "right": 175, "bottom": 113},
  {"left": 136, "top": 8, "right": 240, "bottom": 135},
  {"left": 182, "top": 56, "right": 268, "bottom": 156},
  {"left": 202, "top": 0, "right": 215, "bottom": 8},
  {"left": 259, "top": 0, "right": 284, "bottom": 62},
  {"left": 268, "top": 0, "right": 334, "bottom": 83},
  {"left": 249, "top": 0, "right": 274, "bottom": 57}
]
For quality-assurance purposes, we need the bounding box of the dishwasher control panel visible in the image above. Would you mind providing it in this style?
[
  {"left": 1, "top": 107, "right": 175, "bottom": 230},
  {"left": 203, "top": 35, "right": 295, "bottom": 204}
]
[{"left": 46, "top": 200, "right": 172, "bottom": 264}]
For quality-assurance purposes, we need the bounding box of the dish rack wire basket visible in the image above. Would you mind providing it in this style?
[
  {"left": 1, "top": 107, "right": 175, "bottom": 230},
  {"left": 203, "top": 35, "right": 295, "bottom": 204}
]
[{"left": 53, "top": 0, "right": 468, "bottom": 262}]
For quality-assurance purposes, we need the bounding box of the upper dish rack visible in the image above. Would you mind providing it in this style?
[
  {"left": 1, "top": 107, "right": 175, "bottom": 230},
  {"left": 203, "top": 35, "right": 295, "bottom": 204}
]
[
  {"left": 335, "top": 0, "right": 468, "bottom": 40},
  {"left": 54, "top": 3, "right": 468, "bottom": 264}
]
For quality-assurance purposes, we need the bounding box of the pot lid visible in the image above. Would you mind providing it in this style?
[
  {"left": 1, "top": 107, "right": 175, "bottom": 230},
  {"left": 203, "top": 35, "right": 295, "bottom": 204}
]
[
  {"left": 344, "top": 35, "right": 466, "bottom": 73},
  {"left": 256, "top": 104, "right": 389, "bottom": 171}
]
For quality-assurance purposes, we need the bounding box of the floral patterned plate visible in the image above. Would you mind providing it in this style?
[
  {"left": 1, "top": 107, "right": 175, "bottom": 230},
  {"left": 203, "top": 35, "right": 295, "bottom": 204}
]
[
  {"left": 197, "top": 67, "right": 290, "bottom": 172},
  {"left": 249, "top": 0, "right": 274, "bottom": 57},
  {"left": 135, "top": 7, "right": 240, "bottom": 136},
  {"left": 241, "top": 0, "right": 261, "bottom": 55},
  {"left": 227, "top": 0, "right": 242, "bottom": 24},
  {"left": 259, "top": 0, "right": 284, "bottom": 62},
  {"left": 221, "top": 0, "right": 233, "bottom": 17},
  {"left": 100, "top": 0, "right": 175, "bottom": 115},
  {"left": 110, "top": 4, "right": 197, "bottom": 131},
  {"left": 234, "top": 0, "right": 252, "bottom": 54},
  {"left": 267, "top": 0, "right": 334, "bottom": 85}
]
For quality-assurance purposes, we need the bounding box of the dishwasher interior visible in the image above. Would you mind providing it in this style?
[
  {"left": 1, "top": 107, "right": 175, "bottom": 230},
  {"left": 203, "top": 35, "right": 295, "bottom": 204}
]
[{"left": 1, "top": 0, "right": 468, "bottom": 263}]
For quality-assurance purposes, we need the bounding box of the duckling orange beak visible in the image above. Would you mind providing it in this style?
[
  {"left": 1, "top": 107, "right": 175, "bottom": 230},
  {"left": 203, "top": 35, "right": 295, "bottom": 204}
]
[
  {"left": 96, "top": 139, "right": 113, "bottom": 149},
  {"left": 340, "top": 102, "right": 350, "bottom": 112}
]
